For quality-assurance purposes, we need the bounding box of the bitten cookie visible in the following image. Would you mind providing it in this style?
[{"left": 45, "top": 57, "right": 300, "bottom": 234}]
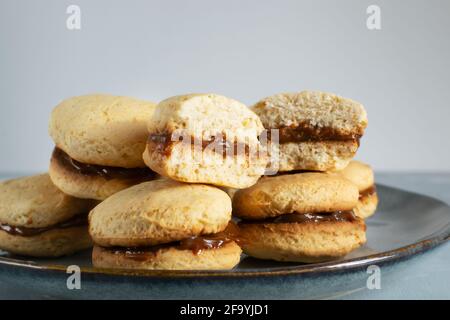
[
  {"left": 234, "top": 172, "right": 366, "bottom": 263},
  {"left": 251, "top": 91, "right": 367, "bottom": 172},
  {"left": 0, "top": 174, "right": 96, "bottom": 257},
  {"left": 90, "top": 179, "right": 241, "bottom": 270},
  {"left": 48, "top": 94, "right": 159, "bottom": 200},
  {"left": 337, "top": 160, "right": 378, "bottom": 219},
  {"left": 143, "top": 94, "right": 268, "bottom": 188}
]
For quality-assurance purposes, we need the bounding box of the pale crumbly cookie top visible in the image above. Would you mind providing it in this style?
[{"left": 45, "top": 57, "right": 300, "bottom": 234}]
[
  {"left": 0, "top": 173, "right": 96, "bottom": 228},
  {"left": 49, "top": 94, "right": 156, "bottom": 168},
  {"left": 336, "top": 160, "right": 375, "bottom": 191},
  {"left": 251, "top": 91, "right": 368, "bottom": 134},
  {"left": 148, "top": 93, "right": 264, "bottom": 144},
  {"left": 89, "top": 179, "right": 232, "bottom": 247}
]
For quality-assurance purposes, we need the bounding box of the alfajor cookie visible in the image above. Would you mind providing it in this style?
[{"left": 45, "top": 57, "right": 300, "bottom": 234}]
[
  {"left": 234, "top": 172, "right": 366, "bottom": 263},
  {"left": 143, "top": 94, "right": 268, "bottom": 188},
  {"left": 49, "top": 94, "right": 159, "bottom": 200},
  {"left": 337, "top": 160, "right": 378, "bottom": 219},
  {"left": 251, "top": 91, "right": 367, "bottom": 172},
  {"left": 89, "top": 179, "right": 241, "bottom": 270},
  {"left": 0, "top": 174, "right": 96, "bottom": 257}
]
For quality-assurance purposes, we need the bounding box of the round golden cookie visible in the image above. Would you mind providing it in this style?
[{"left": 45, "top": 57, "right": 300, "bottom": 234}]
[
  {"left": 49, "top": 149, "right": 157, "bottom": 200},
  {"left": 338, "top": 160, "right": 374, "bottom": 191},
  {"left": 92, "top": 241, "right": 242, "bottom": 270},
  {"left": 233, "top": 172, "right": 359, "bottom": 220},
  {"left": 239, "top": 218, "right": 366, "bottom": 263},
  {"left": 337, "top": 160, "right": 378, "bottom": 219},
  {"left": 354, "top": 192, "right": 378, "bottom": 219},
  {"left": 89, "top": 179, "right": 232, "bottom": 247},
  {"left": 0, "top": 174, "right": 96, "bottom": 228},
  {"left": 0, "top": 226, "right": 92, "bottom": 257},
  {"left": 251, "top": 91, "right": 367, "bottom": 136},
  {"left": 251, "top": 91, "right": 367, "bottom": 172},
  {"left": 144, "top": 93, "right": 268, "bottom": 189},
  {"left": 49, "top": 94, "right": 156, "bottom": 168}
]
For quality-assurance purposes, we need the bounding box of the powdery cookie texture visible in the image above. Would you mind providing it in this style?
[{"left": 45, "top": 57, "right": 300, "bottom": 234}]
[
  {"left": 251, "top": 91, "right": 367, "bottom": 171},
  {"left": 354, "top": 192, "right": 378, "bottom": 219},
  {"left": 144, "top": 94, "right": 268, "bottom": 188},
  {"left": 338, "top": 160, "right": 374, "bottom": 191},
  {"left": 49, "top": 94, "right": 156, "bottom": 168},
  {"left": 272, "top": 140, "right": 359, "bottom": 172},
  {"left": 89, "top": 179, "right": 232, "bottom": 247},
  {"left": 0, "top": 173, "right": 95, "bottom": 228},
  {"left": 239, "top": 219, "right": 366, "bottom": 263},
  {"left": 337, "top": 160, "right": 378, "bottom": 219},
  {"left": 0, "top": 174, "right": 95, "bottom": 257},
  {"left": 233, "top": 172, "right": 359, "bottom": 220},
  {"left": 48, "top": 94, "right": 158, "bottom": 200},
  {"left": 0, "top": 226, "right": 92, "bottom": 258},
  {"left": 234, "top": 171, "right": 366, "bottom": 263}
]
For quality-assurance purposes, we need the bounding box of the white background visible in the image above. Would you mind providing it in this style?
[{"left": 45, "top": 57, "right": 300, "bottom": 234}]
[{"left": 1, "top": 0, "right": 449, "bottom": 174}]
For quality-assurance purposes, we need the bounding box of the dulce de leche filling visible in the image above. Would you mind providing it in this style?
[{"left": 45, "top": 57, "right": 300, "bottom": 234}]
[
  {"left": 52, "top": 147, "right": 157, "bottom": 180},
  {"left": 0, "top": 214, "right": 88, "bottom": 237},
  {"left": 104, "top": 223, "right": 240, "bottom": 260},
  {"left": 147, "top": 132, "right": 251, "bottom": 158},
  {"left": 270, "top": 123, "right": 362, "bottom": 144},
  {"left": 359, "top": 185, "right": 377, "bottom": 199},
  {"left": 241, "top": 210, "right": 358, "bottom": 224}
]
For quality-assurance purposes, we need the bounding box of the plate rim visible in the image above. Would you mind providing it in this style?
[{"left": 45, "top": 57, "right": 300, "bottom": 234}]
[{"left": 1, "top": 184, "right": 449, "bottom": 279}]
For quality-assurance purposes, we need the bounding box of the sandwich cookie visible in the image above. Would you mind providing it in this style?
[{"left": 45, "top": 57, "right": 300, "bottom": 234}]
[
  {"left": 337, "top": 160, "right": 378, "bottom": 219},
  {"left": 90, "top": 179, "right": 242, "bottom": 270},
  {"left": 143, "top": 94, "right": 268, "bottom": 188},
  {"left": 49, "top": 94, "right": 159, "bottom": 200},
  {"left": 233, "top": 172, "right": 366, "bottom": 263},
  {"left": 251, "top": 91, "right": 368, "bottom": 172},
  {"left": 0, "top": 174, "right": 96, "bottom": 257}
]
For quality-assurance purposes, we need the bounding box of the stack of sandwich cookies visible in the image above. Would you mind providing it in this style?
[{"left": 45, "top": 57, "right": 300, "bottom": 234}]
[
  {"left": 337, "top": 160, "right": 378, "bottom": 219},
  {"left": 49, "top": 94, "right": 159, "bottom": 200},
  {"left": 233, "top": 173, "right": 366, "bottom": 263},
  {"left": 0, "top": 174, "right": 96, "bottom": 257},
  {"left": 1, "top": 90, "right": 375, "bottom": 270},
  {"left": 143, "top": 94, "right": 268, "bottom": 188},
  {"left": 251, "top": 91, "right": 367, "bottom": 172},
  {"left": 90, "top": 179, "right": 241, "bottom": 270}
]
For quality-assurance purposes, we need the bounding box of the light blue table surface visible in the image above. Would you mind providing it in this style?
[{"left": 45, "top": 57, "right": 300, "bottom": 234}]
[
  {"left": 342, "top": 172, "right": 450, "bottom": 299},
  {"left": 0, "top": 172, "right": 449, "bottom": 299}
]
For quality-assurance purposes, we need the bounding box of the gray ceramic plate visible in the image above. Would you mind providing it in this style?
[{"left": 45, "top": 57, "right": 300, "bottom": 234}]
[{"left": 0, "top": 184, "right": 449, "bottom": 299}]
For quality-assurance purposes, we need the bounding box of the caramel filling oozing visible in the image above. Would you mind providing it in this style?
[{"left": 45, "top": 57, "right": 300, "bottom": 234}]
[
  {"left": 0, "top": 214, "right": 88, "bottom": 237},
  {"left": 53, "top": 147, "right": 157, "bottom": 180},
  {"left": 268, "top": 123, "right": 362, "bottom": 145},
  {"left": 147, "top": 133, "right": 252, "bottom": 158},
  {"left": 359, "top": 185, "right": 377, "bottom": 199},
  {"left": 240, "top": 210, "right": 358, "bottom": 224},
  {"left": 103, "top": 222, "right": 241, "bottom": 260}
]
